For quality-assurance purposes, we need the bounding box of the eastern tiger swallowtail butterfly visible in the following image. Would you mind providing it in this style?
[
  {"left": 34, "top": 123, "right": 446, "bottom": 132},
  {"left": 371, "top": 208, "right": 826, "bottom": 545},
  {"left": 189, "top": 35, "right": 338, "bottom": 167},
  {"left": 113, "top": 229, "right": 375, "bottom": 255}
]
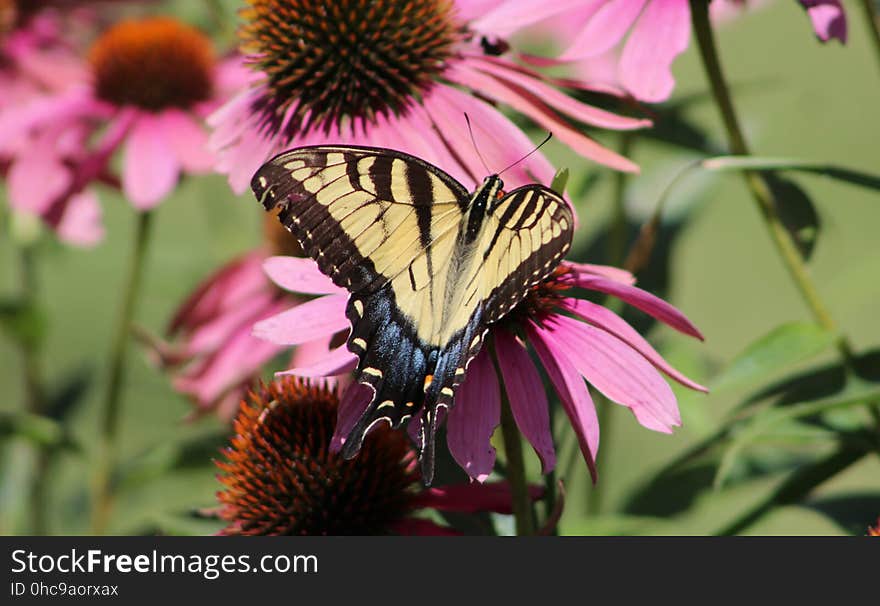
[{"left": 252, "top": 145, "right": 573, "bottom": 484}]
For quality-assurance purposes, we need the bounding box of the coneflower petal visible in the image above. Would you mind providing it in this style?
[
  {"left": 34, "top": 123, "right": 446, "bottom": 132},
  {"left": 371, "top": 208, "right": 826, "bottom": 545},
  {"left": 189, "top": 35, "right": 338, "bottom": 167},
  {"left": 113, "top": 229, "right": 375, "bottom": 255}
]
[
  {"left": 527, "top": 321, "right": 599, "bottom": 482},
  {"left": 494, "top": 329, "right": 556, "bottom": 474},
  {"left": 446, "top": 349, "right": 500, "bottom": 483},
  {"left": 544, "top": 314, "right": 681, "bottom": 433}
]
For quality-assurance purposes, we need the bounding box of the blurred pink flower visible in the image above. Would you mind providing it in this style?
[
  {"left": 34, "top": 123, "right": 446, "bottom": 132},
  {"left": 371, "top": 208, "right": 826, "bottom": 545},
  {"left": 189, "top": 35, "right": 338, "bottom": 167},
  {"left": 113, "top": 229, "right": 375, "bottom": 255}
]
[
  {"left": 0, "top": 9, "right": 104, "bottom": 245},
  {"left": 255, "top": 257, "right": 706, "bottom": 482},
  {"left": 209, "top": 0, "right": 652, "bottom": 196},
  {"left": 146, "top": 249, "right": 293, "bottom": 420},
  {"left": 1, "top": 15, "right": 251, "bottom": 239},
  {"left": 494, "top": 0, "right": 846, "bottom": 103},
  {"left": 147, "top": 217, "right": 342, "bottom": 420}
]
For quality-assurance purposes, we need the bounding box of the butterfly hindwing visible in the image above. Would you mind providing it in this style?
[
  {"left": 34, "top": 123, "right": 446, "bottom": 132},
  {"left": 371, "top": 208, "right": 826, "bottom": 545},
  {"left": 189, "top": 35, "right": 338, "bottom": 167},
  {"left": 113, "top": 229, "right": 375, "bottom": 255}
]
[{"left": 253, "top": 145, "right": 573, "bottom": 485}]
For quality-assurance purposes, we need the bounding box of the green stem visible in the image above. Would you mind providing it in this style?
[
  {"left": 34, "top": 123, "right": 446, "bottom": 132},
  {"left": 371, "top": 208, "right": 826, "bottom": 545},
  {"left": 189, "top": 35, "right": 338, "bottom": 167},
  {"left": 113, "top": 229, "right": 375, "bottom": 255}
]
[
  {"left": 690, "top": 0, "right": 854, "bottom": 362},
  {"left": 860, "top": 0, "right": 880, "bottom": 72},
  {"left": 18, "top": 245, "right": 50, "bottom": 534},
  {"left": 499, "top": 396, "right": 535, "bottom": 536},
  {"left": 715, "top": 445, "right": 866, "bottom": 536},
  {"left": 18, "top": 246, "right": 45, "bottom": 413},
  {"left": 91, "top": 211, "right": 154, "bottom": 534}
]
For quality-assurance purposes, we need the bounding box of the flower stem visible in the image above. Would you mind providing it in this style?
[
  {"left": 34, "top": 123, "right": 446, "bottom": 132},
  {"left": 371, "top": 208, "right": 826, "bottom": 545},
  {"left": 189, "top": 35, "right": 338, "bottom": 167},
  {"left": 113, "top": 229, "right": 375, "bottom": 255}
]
[
  {"left": 498, "top": 396, "right": 535, "bottom": 536},
  {"left": 17, "top": 244, "right": 51, "bottom": 534},
  {"left": 689, "top": 0, "right": 854, "bottom": 362},
  {"left": 91, "top": 211, "right": 154, "bottom": 534},
  {"left": 18, "top": 245, "right": 45, "bottom": 413},
  {"left": 860, "top": 0, "right": 880, "bottom": 72}
]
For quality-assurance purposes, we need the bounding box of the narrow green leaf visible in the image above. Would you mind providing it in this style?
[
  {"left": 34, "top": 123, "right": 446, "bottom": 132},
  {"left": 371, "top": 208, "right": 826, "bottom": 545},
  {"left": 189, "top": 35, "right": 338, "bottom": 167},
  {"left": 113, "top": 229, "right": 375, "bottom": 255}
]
[
  {"left": 764, "top": 174, "right": 821, "bottom": 260},
  {"left": 714, "top": 385, "right": 880, "bottom": 489},
  {"left": 701, "top": 156, "right": 880, "bottom": 191},
  {"left": 0, "top": 411, "right": 76, "bottom": 451},
  {"left": 0, "top": 298, "right": 47, "bottom": 350},
  {"left": 713, "top": 322, "right": 836, "bottom": 392},
  {"left": 716, "top": 446, "right": 867, "bottom": 536}
]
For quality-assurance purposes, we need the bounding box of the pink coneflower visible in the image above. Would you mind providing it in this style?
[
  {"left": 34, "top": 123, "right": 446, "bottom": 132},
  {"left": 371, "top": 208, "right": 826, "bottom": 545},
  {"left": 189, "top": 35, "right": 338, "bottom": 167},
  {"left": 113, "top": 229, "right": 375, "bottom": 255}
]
[
  {"left": 2, "top": 15, "right": 250, "bottom": 230},
  {"left": 216, "top": 377, "right": 538, "bottom": 535},
  {"left": 209, "top": 0, "right": 651, "bottom": 196},
  {"left": 144, "top": 217, "right": 304, "bottom": 420},
  {"left": 254, "top": 256, "right": 706, "bottom": 482},
  {"left": 0, "top": 6, "right": 103, "bottom": 245},
  {"left": 487, "top": 0, "right": 846, "bottom": 103}
]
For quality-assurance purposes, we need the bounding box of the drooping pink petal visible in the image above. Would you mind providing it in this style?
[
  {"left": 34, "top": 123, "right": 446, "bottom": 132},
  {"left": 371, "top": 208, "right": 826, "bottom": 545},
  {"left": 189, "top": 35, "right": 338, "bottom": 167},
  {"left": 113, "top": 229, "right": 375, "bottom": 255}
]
[
  {"left": 182, "top": 290, "right": 280, "bottom": 357},
  {"left": 208, "top": 85, "right": 280, "bottom": 194},
  {"left": 566, "top": 261, "right": 635, "bottom": 285},
  {"left": 252, "top": 294, "right": 349, "bottom": 346},
  {"left": 174, "top": 322, "right": 282, "bottom": 406},
  {"left": 470, "top": 0, "right": 598, "bottom": 37},
  {"left": 8, "top": 148, "right": 72, "bottom": 214},
  {"left": 330, "top": 382, "right": 373, "bottom": 453},
  {"left": 277, "top": 345, "right": 358, "bottom": 378},
  {"left": 560, "top": 0, "right": 648, "bottom": 61},
  {"left": 467, "top": 56, "right": 651, "bottom": 131},
  {"left": 494, "top": 329, "right": 556, "bottom": 473},
  {"left": 545, "top": 314, "right": 681, "bottom": 433},
  {"left": 55, "top": 190, "right": 104, "bottom": 247},
  {"left": 168, "top": 251, "right": 268, "bottom": 334},
  {"left": 618, "top": 0, "right": 691, "bottom": 103},
  {"left": 263, "top": 256, "right": 342, "bottom": 295},
  {"left": 573, "top": 274, "right": 704, "bottom": 340},
  {"left": 422, "top": 83, "right": 555, "bottom": 189},
  {"left": 446, "top": 349, "right": 500, "bottom": 482},
  {"left": 798, "top": 0, "right": 847, "bottom": 43},
  {"left": 560, "top": 298, "right": 707, "bottom": 392},
  {"left": 412, "top": 482, "right": 544, "bottom": 514},
  {"left": 445, "top": 63, "right": 640, "bottom": 173},
  {"left": 160, "top": 109, "right": 214, "bottom": 173},
  {"left": 527, "top": 321, "right": 599, "bottom": 481},
  {"left": 122, "top": 113, "right": 180, "bottom": 209}
]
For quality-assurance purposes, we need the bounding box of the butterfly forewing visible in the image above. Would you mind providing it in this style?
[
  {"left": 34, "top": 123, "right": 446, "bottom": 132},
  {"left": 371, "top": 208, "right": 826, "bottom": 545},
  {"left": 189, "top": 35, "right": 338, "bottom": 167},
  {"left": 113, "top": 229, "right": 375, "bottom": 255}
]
[
  {"left": 480, "top": 186, "right": 573, "bottom": 323},
  {"left": 252, "top": 145, "right": 573, "bottom": 485},
  {"left": 253, "top": 146, "right": 468, "bottom": 293}
]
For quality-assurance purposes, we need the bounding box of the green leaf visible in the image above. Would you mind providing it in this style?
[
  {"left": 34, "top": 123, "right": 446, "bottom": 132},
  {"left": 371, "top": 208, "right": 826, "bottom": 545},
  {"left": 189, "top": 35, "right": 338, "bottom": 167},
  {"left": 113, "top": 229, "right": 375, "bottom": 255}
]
[
  {"left": 713, "top": 322, "right": 836, "bottom": 392},
  {"left": 765, "top": 174, "right": 821, "bottom": 260},
  {"left": 701, "top": 156, "right": 880, "bottom": 191},
  {"left": 0, "top": 411, "right": 79, "bottom": 451},
  {"left": 714, "top": 385, "right": 880, "bottom": 489},
  {"left": 0, "top": 298, "right": 47, "bottom": 350},
  {"left": 44, "top": 368, "right": 92, "bottom": 422}
]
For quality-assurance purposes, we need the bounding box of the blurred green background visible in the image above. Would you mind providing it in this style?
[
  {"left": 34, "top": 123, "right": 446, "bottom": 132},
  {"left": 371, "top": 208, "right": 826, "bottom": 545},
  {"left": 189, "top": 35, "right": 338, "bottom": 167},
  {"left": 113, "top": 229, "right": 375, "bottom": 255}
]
[{"left": 1, "top": 1, "right": 878, "bottom": 535}]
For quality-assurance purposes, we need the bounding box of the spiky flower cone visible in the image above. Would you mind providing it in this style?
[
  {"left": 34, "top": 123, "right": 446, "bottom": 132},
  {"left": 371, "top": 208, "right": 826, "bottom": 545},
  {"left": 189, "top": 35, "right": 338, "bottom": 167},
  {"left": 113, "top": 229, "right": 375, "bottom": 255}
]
[
  {"left": 239, "top": 0, "right": 457, "bottom": 135},
  {"left": 217, "top": 377, "right": 421, "bottom": 535}
]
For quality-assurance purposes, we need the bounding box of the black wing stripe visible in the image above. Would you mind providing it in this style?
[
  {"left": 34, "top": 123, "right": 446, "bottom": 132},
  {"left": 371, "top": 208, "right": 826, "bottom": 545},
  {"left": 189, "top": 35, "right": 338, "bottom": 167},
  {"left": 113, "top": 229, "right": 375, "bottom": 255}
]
[{"left": 369, "top": 155, "right": 395, "bottom": 201}]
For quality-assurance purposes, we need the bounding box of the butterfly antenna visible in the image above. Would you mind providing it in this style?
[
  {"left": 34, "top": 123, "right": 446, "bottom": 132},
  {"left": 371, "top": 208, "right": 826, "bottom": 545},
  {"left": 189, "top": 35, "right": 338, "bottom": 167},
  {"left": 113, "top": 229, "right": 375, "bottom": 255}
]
[
  {"left": 464, "top": 113, "right": 492, "bottom": 175},
  {"left": 498, "top": 132, "right": 553, "bottom": 177}
]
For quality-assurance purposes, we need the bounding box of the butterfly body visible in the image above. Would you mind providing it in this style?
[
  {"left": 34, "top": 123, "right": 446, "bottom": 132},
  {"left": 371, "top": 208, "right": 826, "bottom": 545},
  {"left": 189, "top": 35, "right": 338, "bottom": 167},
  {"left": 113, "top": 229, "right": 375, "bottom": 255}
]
[{"left": 253, "top": 146, "right": 572, "bottom": 484}]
